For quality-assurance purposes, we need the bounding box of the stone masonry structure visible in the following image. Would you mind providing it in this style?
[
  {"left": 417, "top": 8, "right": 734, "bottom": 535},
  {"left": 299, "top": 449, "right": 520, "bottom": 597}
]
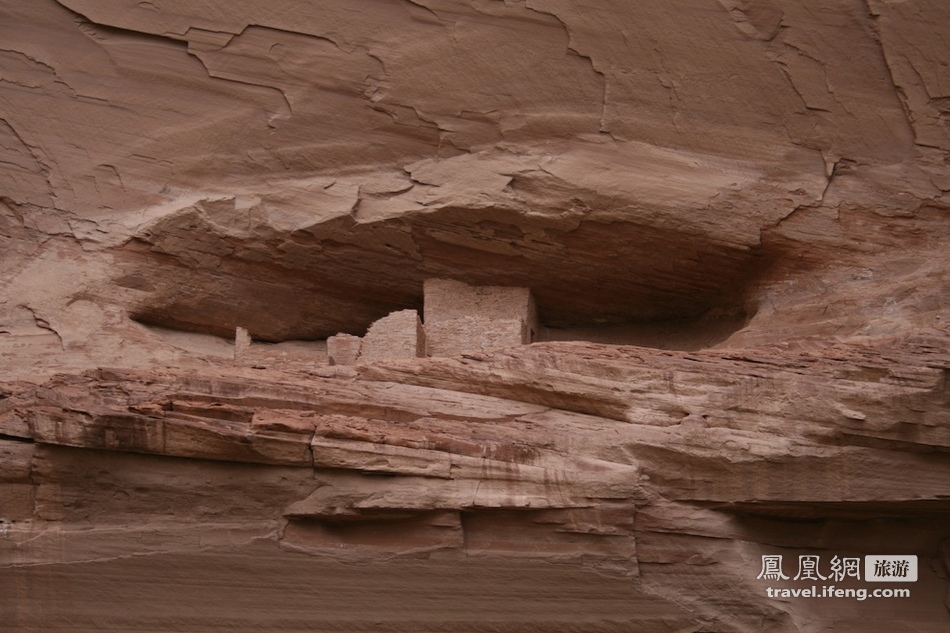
[
  {"left": 326, "top": 333, "right": 362, "bottom": 366},
  {"left": 423, "top": 279, "right": 538, "bottom": 358},
  {"left": 234, "top": 326, "right": 252, "bottom": 360},
  {"left": 358, "top": 309, "right": 426, "bottom": 363},
  {"left": 328, "top": 280, "right": 537, "bottom": 365}
]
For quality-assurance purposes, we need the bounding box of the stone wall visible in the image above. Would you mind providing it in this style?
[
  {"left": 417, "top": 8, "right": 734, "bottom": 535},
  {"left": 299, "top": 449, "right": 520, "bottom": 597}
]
[
  {"left": 358, "top": 309, "right": 426, "bottom": 362},
  {"left": 424, "top": 279, "right": 537, "bottom": 357},
  {"left": 425, "top": 318, "right": 528, "bottom": 358}
]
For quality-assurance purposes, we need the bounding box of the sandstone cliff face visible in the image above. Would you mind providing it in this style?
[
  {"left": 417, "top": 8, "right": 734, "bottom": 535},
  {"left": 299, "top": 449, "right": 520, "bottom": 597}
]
[{"left": 1, "top": 1, "right": 949, "bottom": 631}]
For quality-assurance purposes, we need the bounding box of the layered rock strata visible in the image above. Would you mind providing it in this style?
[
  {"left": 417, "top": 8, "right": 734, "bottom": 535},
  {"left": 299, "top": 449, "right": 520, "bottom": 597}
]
[
  {"left": 0, "top": 0, "right": 949, "bottom": 631},
  {"left": 2, "top": 340, "right": 949, "bottom": 630}
]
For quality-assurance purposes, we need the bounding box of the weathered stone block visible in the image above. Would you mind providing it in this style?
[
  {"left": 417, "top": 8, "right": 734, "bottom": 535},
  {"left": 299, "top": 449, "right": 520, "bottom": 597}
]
[
  {"left": 234, "top": 326, "right": 251, "bottom": 360},
  {"left": 327, "top": 333, "right": 362, "bottom": 366}
]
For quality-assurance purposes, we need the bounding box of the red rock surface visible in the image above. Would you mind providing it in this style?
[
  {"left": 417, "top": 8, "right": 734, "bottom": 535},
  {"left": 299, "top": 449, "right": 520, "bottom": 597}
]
[{"left": 1, "top": 1, "right": 949, "bottom": 631}]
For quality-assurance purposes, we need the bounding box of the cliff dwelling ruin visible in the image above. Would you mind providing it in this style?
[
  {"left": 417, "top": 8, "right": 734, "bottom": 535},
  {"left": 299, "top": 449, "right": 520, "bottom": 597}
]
[
  {"left": 326, "top": 278, "right": 538, "bottom": 364},
  {"left": 3, "top": 1, "right": 948, "bottom": 631}
]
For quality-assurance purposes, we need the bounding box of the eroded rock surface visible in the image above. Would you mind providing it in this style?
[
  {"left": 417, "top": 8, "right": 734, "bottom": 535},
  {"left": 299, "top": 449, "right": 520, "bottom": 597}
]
[{"left": 1, "top": 0, "right": 949, "bottom": 631}]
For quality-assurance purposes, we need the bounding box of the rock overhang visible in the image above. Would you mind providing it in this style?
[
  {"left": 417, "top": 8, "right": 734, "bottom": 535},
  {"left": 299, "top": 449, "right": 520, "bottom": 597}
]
[
  {"left": 115, "top": 142, "right": 805, "bottom": 342},
  {"left": 121, "top": 202, "right": 769, "bottom": 341}
]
